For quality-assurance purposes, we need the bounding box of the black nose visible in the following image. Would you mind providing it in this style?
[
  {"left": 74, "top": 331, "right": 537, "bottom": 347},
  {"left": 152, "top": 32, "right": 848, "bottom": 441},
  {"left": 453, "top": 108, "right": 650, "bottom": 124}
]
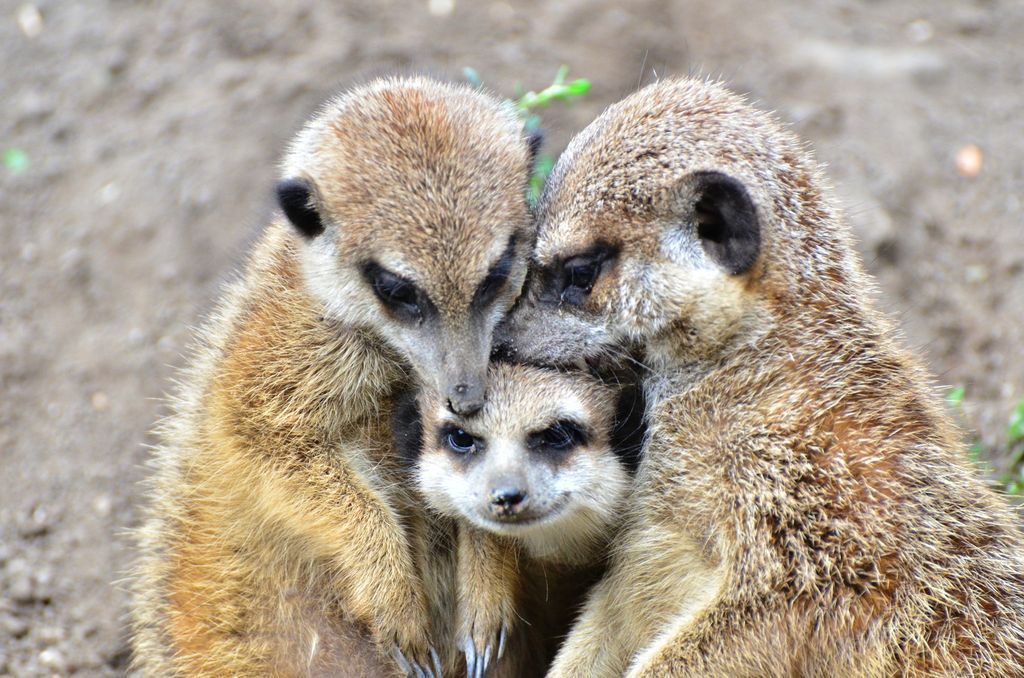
[
  {"left": 447, "top": 381, "right": 484, "bottom": 416},
  {"left": 489, "top": 487, "right": 528, "bottom": 518}
]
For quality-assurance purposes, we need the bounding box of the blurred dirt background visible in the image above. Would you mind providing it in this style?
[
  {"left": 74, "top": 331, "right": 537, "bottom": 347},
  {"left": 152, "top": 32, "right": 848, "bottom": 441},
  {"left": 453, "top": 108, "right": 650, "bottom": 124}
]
[{"left": 1, "top": 0, "right": 1022, "bottom": 674}]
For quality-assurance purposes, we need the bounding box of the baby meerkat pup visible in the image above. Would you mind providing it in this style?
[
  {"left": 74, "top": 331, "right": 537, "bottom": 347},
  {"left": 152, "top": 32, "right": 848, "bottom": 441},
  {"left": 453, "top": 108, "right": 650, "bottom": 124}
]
[
  {"left": 131, "top": 77, "right": 535, "bottom": 677},
  {"left": 501, "top": 77, "right": 1024, "bottom": 676},
  {"left": 393, "top": 362, "right": 645, "bottom": 677}
]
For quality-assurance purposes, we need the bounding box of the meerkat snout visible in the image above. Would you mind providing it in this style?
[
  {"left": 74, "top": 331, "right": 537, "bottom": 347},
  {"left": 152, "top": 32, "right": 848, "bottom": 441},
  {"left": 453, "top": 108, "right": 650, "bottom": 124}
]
[
  {"left": 488, "top": 484, "right": 529, "bottom": 519},
  {"left": 448, "top": 378, "right": 485, "bottom": 416}
]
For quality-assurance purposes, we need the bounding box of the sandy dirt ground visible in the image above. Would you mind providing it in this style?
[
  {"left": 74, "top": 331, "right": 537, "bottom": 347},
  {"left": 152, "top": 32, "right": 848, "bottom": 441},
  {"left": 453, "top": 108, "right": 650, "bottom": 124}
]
[{"left": 2, "top": 0, "right": 1022, "bottom": 674}]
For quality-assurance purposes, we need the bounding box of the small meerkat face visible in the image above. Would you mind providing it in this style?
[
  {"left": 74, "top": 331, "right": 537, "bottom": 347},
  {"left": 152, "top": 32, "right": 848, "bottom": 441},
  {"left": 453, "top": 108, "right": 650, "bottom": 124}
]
[
  {"left": 276, "top": 78, "right": 535, "bottom": 415},
  {"left": 397, "top": 363, "right": 639, "bottom": 564},
  {"left": 497, "top": 80, "right": 770, "bottom": 370}
]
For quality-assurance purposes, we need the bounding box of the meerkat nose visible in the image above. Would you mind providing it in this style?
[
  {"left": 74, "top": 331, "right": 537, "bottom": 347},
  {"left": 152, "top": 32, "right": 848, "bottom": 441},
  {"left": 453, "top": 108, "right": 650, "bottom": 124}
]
[
  {"left": 447, "top": 381, "right": 485, "bottom": 416},
  {"left": 489, "top": 487, "right": 529, "bottom": 518}
]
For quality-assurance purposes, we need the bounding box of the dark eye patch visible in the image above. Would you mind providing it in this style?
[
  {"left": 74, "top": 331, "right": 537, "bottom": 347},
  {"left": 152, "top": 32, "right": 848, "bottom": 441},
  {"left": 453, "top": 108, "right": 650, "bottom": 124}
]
[
  {"left": 362, "top": 261, "right": 432, "bottom": 323},
  {"left": 472, "top": 233, "right": 519, "bottom": 310},
  {"left": 529, "top": 419, "right": 588, "bottom": 452}
]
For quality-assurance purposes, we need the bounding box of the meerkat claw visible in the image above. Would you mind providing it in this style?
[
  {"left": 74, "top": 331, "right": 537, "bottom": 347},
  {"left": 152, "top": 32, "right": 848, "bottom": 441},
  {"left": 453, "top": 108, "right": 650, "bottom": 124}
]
[
  {"left": 482, "top": 643, "right": 493, "bottom": 675},
  {"left": 497, "top": 625, "right": 507, "bottom": 660},
  {"left": 392, "top": 646, "right": 413, "bottom": 676},
  {"left": 429, "top": 645, "right": 443, "bottom": 678},
  {"left": 462, "top": 637, "right": 477, "bottom": 678}
]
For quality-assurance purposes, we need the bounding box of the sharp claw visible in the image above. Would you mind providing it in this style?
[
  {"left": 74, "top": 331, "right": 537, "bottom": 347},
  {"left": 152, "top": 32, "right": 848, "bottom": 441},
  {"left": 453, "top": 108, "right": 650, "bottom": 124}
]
[
  {"left": 392, "top": 646, "right": 413, "bottom": 676},
  {"left": 462, "top": 638, "right": 476, "bottom": 678},
  {"left": 497, "top": 625, "right": 507, "bottom": 660},
  {"left": 429, "top": 645, "right": 443, "bottom": 678},
  {"left": 483, "top": 643, "right": 493, "bottom": 675},
  {"left": 413, "top": 661, "right": 427, "bottom": 678}
]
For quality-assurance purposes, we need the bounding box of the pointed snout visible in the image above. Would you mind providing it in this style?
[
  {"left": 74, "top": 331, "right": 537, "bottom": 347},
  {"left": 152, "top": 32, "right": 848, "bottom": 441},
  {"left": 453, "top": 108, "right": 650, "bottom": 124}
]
[
  {"left": 489, "top": 486, "right": 529, "bottom": 519},
  {"left": 446, "top": 376, "right": 485, "bottom": 416}
]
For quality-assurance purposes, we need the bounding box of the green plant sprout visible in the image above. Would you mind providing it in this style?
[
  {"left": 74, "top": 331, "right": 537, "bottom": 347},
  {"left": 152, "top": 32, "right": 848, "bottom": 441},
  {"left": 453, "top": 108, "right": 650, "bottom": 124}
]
[
  {"left": 1002, "top": 399, "right": 1024, "bottom": 496},
  {"left": 4, "top": 148, "right": 28, "bottom": 174},
  {"left": 948, "top": 386, "right": 1024, "bottom": 499},
  {"left": 464, "top": 65, "right": 592, "bottom": 203}
]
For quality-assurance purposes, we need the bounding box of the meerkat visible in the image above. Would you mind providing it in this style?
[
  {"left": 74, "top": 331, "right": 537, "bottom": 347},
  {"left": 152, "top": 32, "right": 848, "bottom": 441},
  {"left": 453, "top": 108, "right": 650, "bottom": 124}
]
[
  {"left": 499, "top": 76, "right": 1024, "bottom": 676},
  {"left": 130, "top": 76, "right": 536, "bottom": 677},
  {"left": 391, "top": 361, "right": 645, "bottom": 677}
]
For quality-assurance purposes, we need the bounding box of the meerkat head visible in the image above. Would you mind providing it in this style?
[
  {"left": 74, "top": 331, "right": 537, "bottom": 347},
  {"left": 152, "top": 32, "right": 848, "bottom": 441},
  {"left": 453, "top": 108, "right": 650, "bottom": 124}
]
[
  {"left": 393, "top": 362, "right": 643, "bottom": 564},
  {"left": 500, "top": 77, "right": 849, "bottom": 370},
  {"left": 276, "top": 77, "right": 535, "bottom": 415}
]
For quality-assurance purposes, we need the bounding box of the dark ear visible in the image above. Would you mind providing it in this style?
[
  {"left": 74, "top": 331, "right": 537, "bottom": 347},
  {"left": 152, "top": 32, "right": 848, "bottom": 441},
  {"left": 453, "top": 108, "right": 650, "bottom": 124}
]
[
  {"left": 690, "top": 171, "right": 760, "bottom": 275},
  {"left": 390, "top": 388, "right": 423, "bottom": 471},
  {"left": 276, "top": 177, "right": 324, "bottom": 238}
]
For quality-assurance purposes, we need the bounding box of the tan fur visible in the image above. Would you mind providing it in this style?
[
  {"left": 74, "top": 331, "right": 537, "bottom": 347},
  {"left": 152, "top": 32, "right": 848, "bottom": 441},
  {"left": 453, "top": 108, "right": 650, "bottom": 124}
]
[
  {"left": 504, "top": 77, "right": 1024, "bottom": 676},
  {"left": 131, "top": 77, "right": 533, "bottom": 676}
]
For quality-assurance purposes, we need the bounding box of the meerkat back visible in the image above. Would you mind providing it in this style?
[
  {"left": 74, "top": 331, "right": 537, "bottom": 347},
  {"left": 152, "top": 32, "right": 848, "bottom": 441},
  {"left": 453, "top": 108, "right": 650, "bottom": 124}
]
[
  {"left": 501, "top": 76, "right": 1024, "bottom": 676},
  {"left": 130, "top": 77, "right": 535, "bottom": 676}
]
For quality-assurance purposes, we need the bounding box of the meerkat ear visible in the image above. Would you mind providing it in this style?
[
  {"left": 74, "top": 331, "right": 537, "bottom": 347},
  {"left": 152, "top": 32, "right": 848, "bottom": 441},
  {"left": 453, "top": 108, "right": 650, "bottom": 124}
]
[
  {"left": 276, "top": 177, "right": 324, "bottom": 238},
  {"left": 689, "top": 171, "right": 760, "bottom": 275}
]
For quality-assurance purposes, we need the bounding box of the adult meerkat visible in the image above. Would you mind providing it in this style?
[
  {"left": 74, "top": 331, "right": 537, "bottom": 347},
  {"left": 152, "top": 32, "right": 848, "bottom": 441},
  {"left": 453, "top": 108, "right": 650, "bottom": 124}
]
[
  {"left": 131, "top": 77, "right": 535, "bottom": 676},
  {"left": 500, "top": 77, "right": 1024, "bottom": 676},
  {"left": 392, "top": 362, "right": 645, "bottom": 677}
]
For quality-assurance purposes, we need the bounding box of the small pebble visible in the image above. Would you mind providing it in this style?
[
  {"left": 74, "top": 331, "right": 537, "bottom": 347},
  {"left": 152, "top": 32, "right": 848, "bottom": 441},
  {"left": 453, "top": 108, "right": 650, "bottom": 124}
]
[
  {"left": 93, "top": 493, "right": 112, "bottom": 517},
  {"left": 956, "top": 143, "right": 983, "bottom": 177},
  {"left": 1, "top": 615, "right": 29, "bottom": 639},
  {"left": 99, "top": 181, "right": 121, "bottom": 205},
  {"left": 17, "top": 4, "right": 43, "bottom": 38},
  {"left": 905, "top": 19, "right": 934, "bottom": 43},
  {"left": 428, "top": 0, "right": 454, "bottom": 16},
  {"left": 964, "top": 264, "right": 988, "bottom": 283},
  {"left": 38, "top": 647, "right": 65, "bottom": 672},
  {"left": 91, "top": 391, "right": 110, "bottom": 412},
  {"left": 39, "top": 625, "right": 64, "bottom": 644},
  {"left": 7, "top": 569, "right": 35, "bottom": 603}
]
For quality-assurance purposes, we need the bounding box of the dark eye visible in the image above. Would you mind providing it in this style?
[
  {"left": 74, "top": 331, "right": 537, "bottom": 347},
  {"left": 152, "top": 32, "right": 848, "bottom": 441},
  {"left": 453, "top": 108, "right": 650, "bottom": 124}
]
[
  {"left": 473, "top": 270, "right": 507, "bottom": 309},
  {"left": 472, "top": 234, "right": 518, "bottom": 310},
  {"left": 363, "top": 263, "right": 422, "bottom": 322},
  {"left": 533, "top": 420, "right": 586, "bottom": 451},
  {"left": 567, "top": 260, "right": 601, "bottom": 293},
  {"left": 559, "top": 247, "right": 613, "bottom": 305},
  {"left": 444, "top": 428, "right": 477, "bottom": 455}
]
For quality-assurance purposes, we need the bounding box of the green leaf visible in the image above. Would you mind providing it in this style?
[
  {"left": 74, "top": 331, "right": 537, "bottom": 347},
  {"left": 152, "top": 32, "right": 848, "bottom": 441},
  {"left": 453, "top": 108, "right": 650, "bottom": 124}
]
[
  {"left": 946, "top": 385, "right": 965, "bottom": 408},
  {"left": 4, "top": 148, "right": 28, "bottom": 174},
  {"left": 515, "top": 68, "right": 591, "bottom": 112},
  {"left": 1008, "top": 399, "right": 1024, "bottom": 444},
  {"left": 529, "top": 154, "right": 554, "bottom": 205}
]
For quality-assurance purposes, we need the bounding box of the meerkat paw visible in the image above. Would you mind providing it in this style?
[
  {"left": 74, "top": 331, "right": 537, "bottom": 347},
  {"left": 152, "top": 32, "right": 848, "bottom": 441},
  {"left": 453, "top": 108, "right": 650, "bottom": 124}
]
[
  {"left": 458, "top": 607, "right": 513, "bottom": 678},
  {"left": 459, "top": 626, "right": 505, "bottom": 678},
  {"left": 377, "top": 597, "right": 442, "bottom": 677},
  {"left": 391, "top": 642, "right": 443, "bottom": 678}
]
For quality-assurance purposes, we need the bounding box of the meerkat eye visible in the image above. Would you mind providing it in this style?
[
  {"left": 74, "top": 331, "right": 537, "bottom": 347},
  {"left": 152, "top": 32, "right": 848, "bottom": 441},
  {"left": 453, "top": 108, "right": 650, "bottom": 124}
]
[
  {"left": 363, "top": 262, "right": 423, "bottom": 322},
  {"left": 560, "top": 245, "right": 614, "bottom": 306},
  {"left": 473, "top": 234, "right": 517, "bottom": 310},
  {"left": 532, "top": 420, "right": 587, "bottom": 451},
  {"left": 443, "top": 427, "right": 477, "bottom": 455}
]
